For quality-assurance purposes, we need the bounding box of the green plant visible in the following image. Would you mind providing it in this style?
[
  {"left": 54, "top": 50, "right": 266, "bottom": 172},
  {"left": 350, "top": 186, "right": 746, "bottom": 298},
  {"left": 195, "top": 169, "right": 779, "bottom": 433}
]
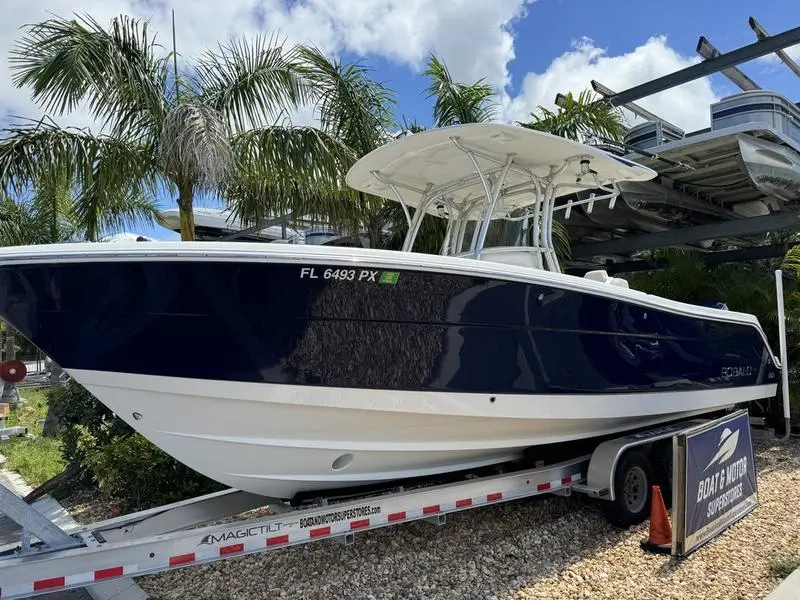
[
  {"left": 770, "top": 554, "right": 800, "bottom": 579},
  {"left": 84, "top": 431, "right": 225, "bottom": 511},
  {"left": 46, "top": 378, "right": 134, "bottom": 472},
  {"left": 4, "top": 437, "right": 65, "bottom": 487}
]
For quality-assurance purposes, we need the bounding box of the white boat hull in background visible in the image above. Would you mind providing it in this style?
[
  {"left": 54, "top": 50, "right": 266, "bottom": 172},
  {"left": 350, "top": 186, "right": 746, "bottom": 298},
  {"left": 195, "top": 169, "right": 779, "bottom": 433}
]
[{"left": 70, "top": 369, "right": 776, "bottom": 499}]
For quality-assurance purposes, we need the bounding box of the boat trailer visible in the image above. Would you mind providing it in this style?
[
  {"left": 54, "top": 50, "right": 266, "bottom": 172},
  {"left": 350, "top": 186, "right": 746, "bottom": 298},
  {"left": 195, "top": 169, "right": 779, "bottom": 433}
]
[{"left": 0, "top": 415, "right": 774, "bottom": 599}]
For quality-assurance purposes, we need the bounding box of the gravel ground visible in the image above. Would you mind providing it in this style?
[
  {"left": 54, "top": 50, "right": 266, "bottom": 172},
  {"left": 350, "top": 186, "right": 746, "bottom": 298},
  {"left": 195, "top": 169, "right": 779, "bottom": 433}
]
[{"left": 101, "top": 435, "right": 800, "bottom": 600}]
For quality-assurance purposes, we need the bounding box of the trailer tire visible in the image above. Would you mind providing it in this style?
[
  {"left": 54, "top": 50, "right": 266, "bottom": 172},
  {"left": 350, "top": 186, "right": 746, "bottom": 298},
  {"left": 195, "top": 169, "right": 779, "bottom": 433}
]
[
  {"left": 650, "top": 440, "right": 673, "bottom": 509},
  {"left": 602, "top": 449, "right": 653, "bottom": 528}
]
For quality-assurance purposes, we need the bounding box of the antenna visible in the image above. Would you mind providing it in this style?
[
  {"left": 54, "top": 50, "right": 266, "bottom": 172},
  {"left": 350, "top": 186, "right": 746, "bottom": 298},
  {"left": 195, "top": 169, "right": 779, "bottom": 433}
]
[{"left": 172, "top": 9, "right": 179, "bottom": 101}]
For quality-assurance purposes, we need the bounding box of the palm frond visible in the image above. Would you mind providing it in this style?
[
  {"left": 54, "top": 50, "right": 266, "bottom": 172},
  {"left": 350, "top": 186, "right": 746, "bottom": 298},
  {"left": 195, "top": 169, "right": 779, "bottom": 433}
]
[
  {"left": 398, "top": 116, "right": 427, "bottom": 136},
  {"left": 159, "top": 102, "right": 233, "bottom": 193},
  {"left": 193, "top": 33, "right": 310, "bottom": 132},
  {"left": 627, "top": 250, "right": 721, "bottom": 302},
  {"left": 0, "top": 195, "right": 70, "bottom": 246},
  {"left": 0, "top": 120, "right": 151, "bottom": 196},
  {"left": 0, "top": 167, "right": 79, "bottom": 246},
  {"left": 0, "top": 120, "right": 162, "bottom": 241},
  {"left": 75, "top": 187, "right": 164, "bottom": 241},
  {"left": 423, "top": 54, "right": 497, "bottom": 127},
  {"left": 520, "top": 89, "right": 624, "bottom": 142},
  {"left": 295, "top": 46, "right": 397, "bottom": 156},
  {"left": 225, "top": 125, "right": 359, "bottom": 230},
  {"left": 30, "top": 166, "right": 77, "bottom": 242},
  {"left": 9, "top": 12, "right": 169, "bottom": 139}
]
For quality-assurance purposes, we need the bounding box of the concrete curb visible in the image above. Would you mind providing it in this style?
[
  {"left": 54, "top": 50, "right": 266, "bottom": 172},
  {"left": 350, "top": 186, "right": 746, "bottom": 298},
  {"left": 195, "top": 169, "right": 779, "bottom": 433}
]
[{"left": 765, "top": 567, "right": 800, "bottom": 600}]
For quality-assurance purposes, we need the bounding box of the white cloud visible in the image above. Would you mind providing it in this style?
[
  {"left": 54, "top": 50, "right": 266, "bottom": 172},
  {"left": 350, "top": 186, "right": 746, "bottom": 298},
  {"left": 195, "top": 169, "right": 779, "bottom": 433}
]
[
  {"left": 757, "top": 43, "right": 800, "bottom": 72},
  {"left": 501, "top": 35, "right": 721, "bottom": 134},
  {"left": 0, "top": 0, "right": 533, "bottom": 130}
]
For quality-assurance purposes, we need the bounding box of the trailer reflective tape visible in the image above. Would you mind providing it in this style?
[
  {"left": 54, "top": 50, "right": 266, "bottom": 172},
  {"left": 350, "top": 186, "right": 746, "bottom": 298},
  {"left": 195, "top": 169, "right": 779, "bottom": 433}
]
[
  {"left": 33, "top": 577, "right": 65, "bottom": 591},
  {"left": 388, "top": 511, "right": 406, "bottom": 522},
  {"left": 456, "top": 498, "right": 472, "bottom": 508},
  {"left": 169, "top": 553, "right": 195, "bottom": 566},
  {"left": 535, "top": 473, "right": 582, "bottom": 493},
  {"left": 350, "top": 519, "right": 370, "bottom": 529},
  {"left": 487, "top": 492, "right": 503, "bottom": 502},
  {"left": 309, "top": 526, "right": 330, "bottom": 538},
  {"left": 94, "top": 566, "right": 124, "bottom": 580},
  {"left": 219, "top": 543, "right": 244, "bottom": 556},
  {"left": 422, "top": 504, "right": 440, "bottom": 515},
  {"left": 267, "top": 534, "right": 289, "bottom": 546}
]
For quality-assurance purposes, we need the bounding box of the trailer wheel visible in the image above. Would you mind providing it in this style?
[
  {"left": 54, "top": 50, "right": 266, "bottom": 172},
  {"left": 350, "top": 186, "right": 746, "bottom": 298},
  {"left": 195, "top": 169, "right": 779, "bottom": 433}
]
[
  {"left": 650, "top": 440, "right": 673, "bottom": 509},
  {"left": 602, "top": 449, "right": 653, "bottom": 528}
]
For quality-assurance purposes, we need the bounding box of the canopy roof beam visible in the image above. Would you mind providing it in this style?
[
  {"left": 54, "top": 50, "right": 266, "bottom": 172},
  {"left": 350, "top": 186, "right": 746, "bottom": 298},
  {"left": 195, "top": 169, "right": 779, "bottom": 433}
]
[
  {"left": 696, "top": 36, "right": 761, "bottom": 91},
  {"left": 749, "top": 17, "right": 800, "bottom": 78},
  {"left": 601, "top": 25, "right": 800, "bottom": 107}
]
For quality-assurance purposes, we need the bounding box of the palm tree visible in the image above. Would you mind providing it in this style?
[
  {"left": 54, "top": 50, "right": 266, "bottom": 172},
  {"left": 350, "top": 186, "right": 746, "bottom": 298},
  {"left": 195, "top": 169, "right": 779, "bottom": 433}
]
[
  {"left": 380, "top": 54, "right": 501, "bottom": 252},
  {"left": 422, "top": 55, "right": 498, "bottom": 127},
  {"left": 0, "top": 13, "right": 350, "bottom": 241},
  {"left": 222, "top": 45, "right": 397, "bottom": 249},
  {"left": 519, "top": 89, "right": 625, "bottom": 142}
]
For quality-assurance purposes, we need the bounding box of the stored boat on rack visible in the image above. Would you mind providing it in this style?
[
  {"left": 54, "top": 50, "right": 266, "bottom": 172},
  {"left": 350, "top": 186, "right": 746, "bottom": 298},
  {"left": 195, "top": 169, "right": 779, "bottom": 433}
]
[
  {"left": 0, "top": 123, "right": 780, "bottom": 500},
  {"left": 562, "top": 90, "right": 800, "bottom": 257}
]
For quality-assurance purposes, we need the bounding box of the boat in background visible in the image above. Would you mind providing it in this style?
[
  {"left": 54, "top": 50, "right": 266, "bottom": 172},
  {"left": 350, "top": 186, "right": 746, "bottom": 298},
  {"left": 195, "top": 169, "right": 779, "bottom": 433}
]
[
  {"left": 561, "top": 89, "right": 800, "bottom": 263},
  {"left": 158, "top": 206, "right": 363, "bottom": 247},
  {"left": 0, "top": 123, "right": 781, "bottom": 500}
]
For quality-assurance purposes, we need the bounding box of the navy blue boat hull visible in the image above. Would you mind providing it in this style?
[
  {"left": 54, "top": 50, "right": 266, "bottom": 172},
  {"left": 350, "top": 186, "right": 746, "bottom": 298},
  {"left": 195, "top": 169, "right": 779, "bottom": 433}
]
[{"left": 0, "top": 259, "right": 780, "bottom": 396}]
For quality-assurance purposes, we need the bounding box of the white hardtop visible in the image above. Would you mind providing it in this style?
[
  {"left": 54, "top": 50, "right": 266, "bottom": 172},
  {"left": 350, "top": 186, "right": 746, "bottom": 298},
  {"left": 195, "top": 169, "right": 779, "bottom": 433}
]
[{"left": 346, "top": 122, "right": 658, "bottom": 220}]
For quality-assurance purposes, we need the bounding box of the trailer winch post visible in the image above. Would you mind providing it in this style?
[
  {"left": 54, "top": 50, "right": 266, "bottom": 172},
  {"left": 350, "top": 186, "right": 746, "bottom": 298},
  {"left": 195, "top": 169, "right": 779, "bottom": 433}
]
[{"left": 775, "top": 269, "right": 792, "bottom": 441}]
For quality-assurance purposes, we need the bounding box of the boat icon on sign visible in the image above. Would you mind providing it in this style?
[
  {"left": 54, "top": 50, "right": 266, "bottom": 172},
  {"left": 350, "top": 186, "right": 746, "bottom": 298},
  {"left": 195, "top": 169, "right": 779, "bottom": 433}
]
[{"left": 704, "top": 427, "right": 740, "bottom": 472}]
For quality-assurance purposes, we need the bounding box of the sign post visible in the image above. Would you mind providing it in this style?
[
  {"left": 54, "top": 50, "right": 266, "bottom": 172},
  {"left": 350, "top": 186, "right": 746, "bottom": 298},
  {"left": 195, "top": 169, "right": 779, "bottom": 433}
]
[{"left": 672, "top": 409, "right": 758, "bottom": 557}]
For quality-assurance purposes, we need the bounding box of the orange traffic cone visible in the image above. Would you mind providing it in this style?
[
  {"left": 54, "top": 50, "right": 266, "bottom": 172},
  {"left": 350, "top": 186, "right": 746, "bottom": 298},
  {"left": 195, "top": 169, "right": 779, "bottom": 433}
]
[{"left": 640, "top": 484, "right": 673, "bottom": 555}]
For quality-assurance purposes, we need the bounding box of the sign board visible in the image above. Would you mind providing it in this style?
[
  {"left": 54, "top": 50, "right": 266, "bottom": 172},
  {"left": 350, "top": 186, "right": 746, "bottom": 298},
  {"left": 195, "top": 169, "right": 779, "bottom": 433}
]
[{"left": 672, "top": 409, "right": 758, "bottom": 556}]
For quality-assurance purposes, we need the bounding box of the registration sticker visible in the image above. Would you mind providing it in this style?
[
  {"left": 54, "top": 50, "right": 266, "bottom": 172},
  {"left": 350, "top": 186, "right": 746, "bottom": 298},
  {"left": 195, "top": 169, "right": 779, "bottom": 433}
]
[{"left": 379, "top": 271, "right": 400, "bottom": 285}]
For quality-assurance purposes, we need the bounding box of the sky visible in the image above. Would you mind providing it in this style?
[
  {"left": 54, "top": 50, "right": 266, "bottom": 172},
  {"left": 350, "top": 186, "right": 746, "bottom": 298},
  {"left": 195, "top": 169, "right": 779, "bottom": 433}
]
[{"left": 1, "top": 0, "right": 800, "bottom": 240}]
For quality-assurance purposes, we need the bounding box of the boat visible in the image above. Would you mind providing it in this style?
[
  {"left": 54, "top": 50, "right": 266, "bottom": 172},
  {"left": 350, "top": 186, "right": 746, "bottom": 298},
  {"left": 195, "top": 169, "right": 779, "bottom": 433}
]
[
  {"left": 561, "top": 89, "right": 800, "bottom": 263},
  {"left": 0, "top": 123, "right": 781, "bottom": 500},
  {"left": 159, "top": 206, "right": 363, "bottom": 246}
]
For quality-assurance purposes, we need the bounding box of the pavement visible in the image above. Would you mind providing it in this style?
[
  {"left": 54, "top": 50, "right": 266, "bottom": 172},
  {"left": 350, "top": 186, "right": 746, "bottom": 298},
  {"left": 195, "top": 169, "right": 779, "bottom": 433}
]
[{"left": 766, "top": 568, "right": 800, "bottom": 600}]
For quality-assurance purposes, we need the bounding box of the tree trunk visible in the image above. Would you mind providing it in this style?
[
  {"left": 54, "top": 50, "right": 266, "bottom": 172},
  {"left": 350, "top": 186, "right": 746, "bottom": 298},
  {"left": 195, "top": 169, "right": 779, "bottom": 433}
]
[
  {"left": 177, "top": 185, "right": 196, "bottom": 241},
  {"left": 366, "top": 213, "right": 382, "bottom": 249}
]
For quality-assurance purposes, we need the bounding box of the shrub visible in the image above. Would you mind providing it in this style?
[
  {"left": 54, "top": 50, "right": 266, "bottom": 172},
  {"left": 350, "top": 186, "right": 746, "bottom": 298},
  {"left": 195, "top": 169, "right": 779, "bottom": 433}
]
[
  {"left": 47, "top": 379, "right": 226, "bottom": 508},
  {"left": 83, "top": 429, "right": 225, "bottom": 511},
  {"left": 45, "top": 379, "right": 134, "bottom": 477}
]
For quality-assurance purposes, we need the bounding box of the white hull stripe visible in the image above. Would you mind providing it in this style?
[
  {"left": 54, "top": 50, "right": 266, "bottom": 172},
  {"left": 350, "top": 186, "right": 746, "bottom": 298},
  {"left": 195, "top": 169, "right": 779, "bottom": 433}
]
[{"left": 0, "top": 472, "right": 583, "bottom": 599}]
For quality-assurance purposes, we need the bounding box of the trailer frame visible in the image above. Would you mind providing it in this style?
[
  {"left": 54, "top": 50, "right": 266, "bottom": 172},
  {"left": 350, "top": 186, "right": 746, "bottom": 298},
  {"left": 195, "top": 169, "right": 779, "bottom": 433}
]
[{"left": 0, "top": 414, "right": 737, "bottom": 600}]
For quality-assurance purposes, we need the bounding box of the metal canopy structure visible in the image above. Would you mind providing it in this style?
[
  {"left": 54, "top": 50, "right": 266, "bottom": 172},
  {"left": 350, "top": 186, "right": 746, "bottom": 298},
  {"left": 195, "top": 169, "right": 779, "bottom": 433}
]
[
  {"left": 599, "top": 24, "right": 800, "bottom": 108},
  {"left": 553, "top": 16, "right": 800, "bottom": 273},
  {"left": 696, "top": 37, "right": 761, "bottom": 91}
]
